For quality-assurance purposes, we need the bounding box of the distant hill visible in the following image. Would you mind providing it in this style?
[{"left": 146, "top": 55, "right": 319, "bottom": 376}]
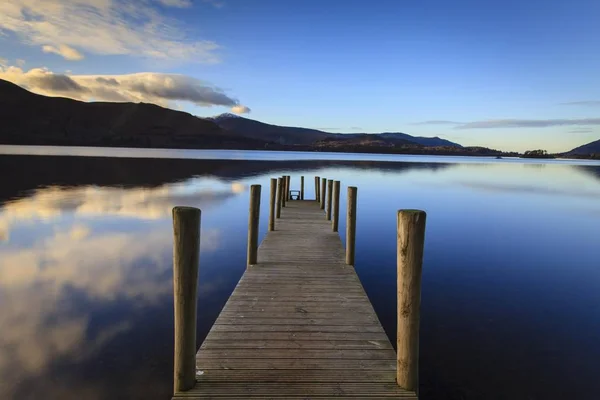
[
  {"left": 208, "top": 113, "right": 462, "bottom": 148},
  {"left": 566, "top": 139, "right": 600, "bottom": 158},
  {"left": 0, "top": 79, "right": 266, "bottom": 149},
  {"left": 1, "top": 79, "right": 512, "bottom": 157}
]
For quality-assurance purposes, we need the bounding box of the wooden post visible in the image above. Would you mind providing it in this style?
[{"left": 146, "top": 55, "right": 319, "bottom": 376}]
[
  {"left": 332, "top": 180, "right": 340, "bottom": 232},
  {"left": 269, "top": 178, "right": 276, "bottom": 231},
  {"left": 276, "top": 177, "right": 282, "bottom": 218},
  {"left": 286, "top": 175, "right": 291, "bottom": 200},
  {"left": 320, "top": 178, "right": 326, "bottom": 210},
  {"left": 281, "top": 176, "right": 287, "bottom": 207},
  {"left": 326, "top": 179, "right": 333, "bottom": 220},
  {"left": 345, "top": 186, "right": 357, "bottom": 265},
  {"left": 172, "top": 206, "right": 200, "bottom": 393},
  {"left": 300, "top": 176, "right": 304, "bottom": 200},
  {"left": 396, "top": 210, "right": 426, "bottom": 393},
  {"left": 247, "top": 185, "right": 261, "bottom": 265},
  {"left": 315, "top": 176, "right": 320, "bottom": 201}
]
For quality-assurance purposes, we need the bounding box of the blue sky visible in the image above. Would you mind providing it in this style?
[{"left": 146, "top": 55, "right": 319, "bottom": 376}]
[{"left": 0, "top": 0, "right": 599, "bottom": 152}]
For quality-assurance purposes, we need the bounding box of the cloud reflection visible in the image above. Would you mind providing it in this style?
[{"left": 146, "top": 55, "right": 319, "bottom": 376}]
[
  {"left": 0, "top": 180, "right": 233, "bottom": 398},
  {"left": 0, "top": 181, "right": 246, "bottom": 240}
]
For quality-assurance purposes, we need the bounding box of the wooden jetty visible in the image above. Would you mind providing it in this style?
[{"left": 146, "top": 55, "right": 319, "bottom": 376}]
[{"left": 172, "top": 176, "right": 426, "bottom": 399}]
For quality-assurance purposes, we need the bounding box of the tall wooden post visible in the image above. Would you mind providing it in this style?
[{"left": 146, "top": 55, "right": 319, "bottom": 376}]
[
  {"left": 172, "top": 206, "right": 200, "bottom": 393},
  {"left": 300, "top": 176, "right": 304, "bottom": 200},
  {"left": 315, "top": 176, "right": 320, "bottom": 201},
  {"left": 286, "top": 176, "right": 291, "bottom": 200},
  {"left": 326, "top": 179, "right": 333, "bottom": 220},
  {"left": 396, "top": 210, "right": 426, "bottom": 394},
  {"left": 282, "top": 176, "right": 287, "bottom": 208},
  {"left": 269, "top": 178, "right": 276, "bottom": 231},
  {"left": 320, "top": 178, "right": 327, "bottom": 210},
  {"left": 332, "top": 180, "right": 340, "bottom": 232},
  {"left": 276, "top": 177, "right": 282, "bottom": 218},
  {"left": 247, "top": 185, "right": 261, "bottom": 265},
  {"left": 345, "top": 186, "right": 357, "bottom": 265}
]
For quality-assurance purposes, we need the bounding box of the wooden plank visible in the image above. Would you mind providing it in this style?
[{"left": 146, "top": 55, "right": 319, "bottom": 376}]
[
  {"left": 177, "top": 200, "right": 417, "bottom": 400},
  {"left": 197, "top": 348, "right": 394, "bottom": 360},
  {"left": 178, "top": 382, "right": 416, "bottom": 397},
  {"left": 195, "top": 358, "right": 396, "bottom": 370},
  {"left": 196, "top": 368, "right": 396, "bottom": 382},
  {"left": 200, "top": 339, "right": 393, "bottom": 350},
  {"left": 203, "top": 331, "right": 391, "bottom": 341}
]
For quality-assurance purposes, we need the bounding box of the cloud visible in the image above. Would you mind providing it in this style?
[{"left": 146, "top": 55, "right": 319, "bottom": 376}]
[
  {"left": 0, "top": 65, "right": 250, "bottom": 112},
  {"left": 560, "top": 101, "right": 600, "bottom": 106},
  {"left": 0, "top": 0, "right": 220, "bottom": 63},
  {"left": 350, "top": 126, "right": 363, "bottom": 131},
  {"left": 157, "top": 0, "right": 192, "bottom": 7},
  {"left": 568, "top": 129, "right": 593, "bottom": 133},
  {"left": 230, "top": 105, "right": 251, "bottom": 114},
  {"left": 456, "top": 118, "right": 600, "bottom": 129},
  {"left": 0, "top": 181, "right": 246, "bottom": 240},
  {"left": 42, "top": 44, "right": 84, "bottom": 61},
  {"left": 203, "top": 0, "right": 225, "bottom": 8},
  {"left": 15, "top": 58, "right": 25, "bottom": 66},
  {"left": 412, "top": 120, "right": 463, "bottom": 125},
  {"left": 0, "top": 222, "right": 221, "bottom": 398}
]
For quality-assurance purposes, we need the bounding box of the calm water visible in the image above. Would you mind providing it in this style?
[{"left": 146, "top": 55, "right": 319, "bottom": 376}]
[{"left": 1, "top": 148, "right": 599, "bottom": 400}]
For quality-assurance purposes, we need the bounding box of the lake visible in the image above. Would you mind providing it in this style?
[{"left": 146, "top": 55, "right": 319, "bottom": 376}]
[{"left": 1, "top": 146, "right": 599, "bottom": 400}]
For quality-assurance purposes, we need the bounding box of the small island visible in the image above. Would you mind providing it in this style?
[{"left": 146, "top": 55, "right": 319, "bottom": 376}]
[{"left": 521, "top": 149, "right": 555, "bottom": 159}]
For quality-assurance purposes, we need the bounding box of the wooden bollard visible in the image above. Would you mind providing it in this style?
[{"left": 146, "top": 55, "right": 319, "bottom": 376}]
[
  {"left": 315, "top": 176, "right": 320, "bottom": 201},
  {"left": 300, "top": 176, "right": 304, "bottom": 200},
  {"left": 269, "top": 178, "right": 276, "bottom": 231},
  {"left": 326, "top": 179, "right": 333, "bottom": 220},
  {"left": 345, "top": 186, "right": 357, "bottom": 265},
  {"left": 281, "top": 176, "right": 287, "bottom": 207},
  {"left": 276, "top": 177, "right": 282, "bottom": 218},
  {"left": 320, "top": 178, "right": 327, "bottom": 210},
  {"left": 286, "top": 175, "right": 291, "bottom": 200},
  {"left": 396, "top": 210, "right": 426, "bottom": 393},
  {"left": 247, "top": 185, "right": 261, "bottom": 265},
  {"left": 332, "top": 180, "right": 340, "bottom": 232},
  {"left": 172, "top": 206, "right": 200, "bottom": 393}
]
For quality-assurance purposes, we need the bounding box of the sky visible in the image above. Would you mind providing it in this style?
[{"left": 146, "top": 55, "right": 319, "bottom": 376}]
[{"left": 0, "top": 0, "right": 599, "bottom": 152}]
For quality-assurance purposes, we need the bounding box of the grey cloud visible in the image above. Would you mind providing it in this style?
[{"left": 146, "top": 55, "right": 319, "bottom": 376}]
[
  {"left": 127, "top": 79, "right": 238, "bottom": 107},
  {"left": 28, "top": 73, "right": 88, "bottom": 93},
  {"left": 412, "top": 120, "right": 463, "bottom": 125},
  {"left": 456, "top": 118, "right": 600, "bottom": 129},
  {"left": 560, "top": 101, "right": 600, "bottom": 106},
  {"left": 569, "top": 129, "right": 593, "bottom": 133},
  {"left": 95, "top": 77, "right": 119, "bottom": 86}
]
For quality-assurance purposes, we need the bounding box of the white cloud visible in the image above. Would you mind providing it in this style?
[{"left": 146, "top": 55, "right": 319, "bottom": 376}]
[
  {"left": 0, "top": 65, "right": 251, "bottom": 112},
  {"left": 157, "top": 0, "right": 192, "bottom": 7},
  {"left": 0, "top": 182, "right": 246, "bottom": 240},
  {"left": 42, "top": 44, "right": 84, "bottom": 61},
  {"left": 456, "top": 118, "right": 600, "bottom": 129},
  {"left": 231, "top": 105, "right": 251, "bottom": 114},
  {"left": 0, "top": 0, "right": 220, "bottom": 63}
]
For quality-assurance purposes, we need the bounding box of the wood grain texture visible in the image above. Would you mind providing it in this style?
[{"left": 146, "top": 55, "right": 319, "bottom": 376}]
[
  {"left": 396, "top": 210, "right": 426, "bottom": 394},
  {"left": 172, "top": 207, "right": 201, "bottom": 393},
  {"left": 326, "top": 179, "right": 333, "bottom": 220},
  {"left": 320, "top": 178, "right": 327, "bottom": 209},
  {"left": 173, "top": 201, "right": 417, "bottom": 399},
  {"left": 246, "top": 185, "right": 261, "bottom": 265},
  {"left": 346, "top": 186, "right": 357, "bottom": 265},
  {"left": 269, "top": 178, "right": 276, "bottom": 231},
  {"left": 276, "top": 177, "right": 282, "bottom": 219}
]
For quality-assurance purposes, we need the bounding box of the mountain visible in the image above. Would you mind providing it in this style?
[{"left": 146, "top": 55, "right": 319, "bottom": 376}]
[
  {"left": 0, "top": 79, "right": 266, "bottom": 149},
  {"left": 2, "top": 79, "right": 508, "bottom": 156},
  {"left": 208, "top": 113, "right": 462, "bottom": 148},
  {"left": 566, "top": 139, "right": 600, "bottom": 157},
  {"left": 207, "top": 114, "right": 329, "bottom": 145}
]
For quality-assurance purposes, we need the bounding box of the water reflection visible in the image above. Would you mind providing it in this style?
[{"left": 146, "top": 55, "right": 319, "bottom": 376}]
[{"left": 1, "top": 153, "right": 599, "bottom": 399}]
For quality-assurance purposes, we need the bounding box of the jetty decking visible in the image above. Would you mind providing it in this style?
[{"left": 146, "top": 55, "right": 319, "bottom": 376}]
[{"left": 171, "top": 176, "right": 425, "bottom": 399}]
